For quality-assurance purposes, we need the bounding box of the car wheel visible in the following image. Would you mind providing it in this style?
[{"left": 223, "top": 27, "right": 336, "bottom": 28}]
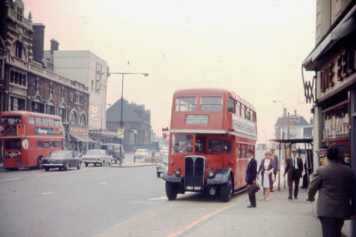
[
  {"left": 219, "top": 177, "right": 233, "bottom": 202},
  {"left": 45, "top": 167, "right": 49, "bottom": 172},
  {"left": 77, "top": 163, "right": 81, "bottom": 170},
  {"left": 64, "top": 163, "right": 70, "bottom": 171},
  {"left": 85, "top": 163, "right": 88, "bottom": 167},
  {"left": 165, "top": 182, "right": 178, "bottom": 201}
]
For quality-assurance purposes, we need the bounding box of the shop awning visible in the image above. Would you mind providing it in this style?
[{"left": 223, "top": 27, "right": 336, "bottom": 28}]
[
  {"left": 70, "top": 134, "right": 96, "bottom": 143},
  {"left": 303, "top": 4, "right": 356, "bottom": 71}
]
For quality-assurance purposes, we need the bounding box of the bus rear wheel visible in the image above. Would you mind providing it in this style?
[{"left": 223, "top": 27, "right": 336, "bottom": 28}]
[
  {"left": 219, "top": 178, "right": 233, "bottom": 202},
  {"left": 165, "top": 182, "right": 178, "bottom": 201}
]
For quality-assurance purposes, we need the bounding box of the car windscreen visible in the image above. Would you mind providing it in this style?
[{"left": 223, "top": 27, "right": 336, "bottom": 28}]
[{"left": 50, "top": 151, "right": 72, "bottom": 159}]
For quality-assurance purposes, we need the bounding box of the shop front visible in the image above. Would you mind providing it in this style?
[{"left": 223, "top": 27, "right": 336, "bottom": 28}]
[
  {"left": 303, "top": 5, "right": 356, "bottom": 235},
  {"left": 69, "top": 127, "right": 94, "bottom": 153}
]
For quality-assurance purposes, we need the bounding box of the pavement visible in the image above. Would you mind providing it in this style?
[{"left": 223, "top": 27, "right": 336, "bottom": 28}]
[{"left": 0, "top": 163, "right": 352, "bottom": 237}]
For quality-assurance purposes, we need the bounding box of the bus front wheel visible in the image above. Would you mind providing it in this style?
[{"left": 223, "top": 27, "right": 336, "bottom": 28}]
[
  {"left": 219, "top": 178, "right": 233, "bottom": 202},
  {"left": 165, "top": 182, "right": 178, "bottom": 201}
]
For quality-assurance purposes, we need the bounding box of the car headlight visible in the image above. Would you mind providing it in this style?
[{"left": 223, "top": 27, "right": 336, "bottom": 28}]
[{"left": 208, "top": 171, "right": 215, "bottom": 178}]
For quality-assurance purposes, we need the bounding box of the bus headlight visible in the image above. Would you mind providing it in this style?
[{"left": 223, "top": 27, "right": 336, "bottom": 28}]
[
  {"left": 208, "top": 171, "right": 215, "bottom": 178},
  {"left": 22, "top": 139, "right": 29, "bottom": 150},
  {"left": 175, "top": 169, "right": 181, "bottom": 176}
]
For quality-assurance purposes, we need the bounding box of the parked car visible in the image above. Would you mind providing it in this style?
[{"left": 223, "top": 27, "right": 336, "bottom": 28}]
[
  {"left": 134, "top": 148, "right": 151, "bottom": 161},
  {"left": 102, "top": 143, "right": 125, "bottom": 165},
  {"left": 42, "top": 150, "right": 81, "bottom": 171},
  {"left": 156, "top": 153, "right": 168, "bottom": 178},
  {"left": 82, "top": 149, "right": 114, "bottom": 167}
]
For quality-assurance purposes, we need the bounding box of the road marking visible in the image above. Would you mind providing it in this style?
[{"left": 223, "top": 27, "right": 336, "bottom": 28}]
[
  {"left": 0, "top": 177, "right": 22, "bottom": 183},
  {"left": 99, "top": 181, "right": 108, "bottom": 185},
  {"left": 167, "top": 203, "right": 236, "bottom": 237},
  {"left": 148, "top": 196, "right": 167, "bottom": 201},
  {"left": 41, "top": 191, "right": 54, "bottom": 196}
]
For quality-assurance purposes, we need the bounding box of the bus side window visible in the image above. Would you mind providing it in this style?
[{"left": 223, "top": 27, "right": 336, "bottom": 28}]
[{"left": 236, "top": 102, "right": 241, "bottom": 117}]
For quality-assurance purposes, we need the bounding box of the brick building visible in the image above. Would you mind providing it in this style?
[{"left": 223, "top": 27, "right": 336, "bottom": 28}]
[
  {"left": 106, "top": 99, "right": 152, "bottom": 151},
  {"left": 0, "top": 0, "right": 91, "bottom": 151}
]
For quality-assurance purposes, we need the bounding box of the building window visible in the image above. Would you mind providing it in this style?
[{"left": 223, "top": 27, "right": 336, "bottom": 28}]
[
  {"left": 31, "top": 101, "right": 44, "bottom": 113},
  {"left": 15, "top": 41, "right": 23, "bottom": 58},
  {"left": 17, "top": 7, "right": 23, "bottom": 21},
  {"left": 59, "top": 108, "right": 67, "bottom": 122},
  {"left": 80, "top": 114, "right": 87, "bottom": 127},
  {"left": 60, "top": 87, "right": 65, "bottom": 97},
  {"left": 69, "top": 110, "right": 78, "bottom": 125},
  {"left": 49, "top": 83, "right": 54, "bottom": 96},
  {"left": 10, "top": 97, "right": 25, "bottom": 111},
  {"left": 10, "top": 71, "right": 26, "bottom": 87},
  {"left": 46, "top": 105, "right": 55, "bottom": 115}
]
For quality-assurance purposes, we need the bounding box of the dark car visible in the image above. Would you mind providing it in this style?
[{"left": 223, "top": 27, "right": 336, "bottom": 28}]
[
  {"left": 42, "top": 150, "right": 81, "bottom": 171},
  {"left": 102, "top": 143, "right": 125, "bottom": 165}
]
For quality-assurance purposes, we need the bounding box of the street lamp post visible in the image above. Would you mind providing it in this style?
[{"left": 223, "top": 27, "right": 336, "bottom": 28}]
[
  {"left": 109, "top": 72, "right": 149, "bottom": 129},
  {"left": 273, "top": 100, "right": 288, "bottom": 191}
]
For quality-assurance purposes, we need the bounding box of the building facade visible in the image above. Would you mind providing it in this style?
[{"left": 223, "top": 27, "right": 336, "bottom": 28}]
[
  {"left": 0, "top": 0, "right": 90, "bottom": 151},
  {"left": 45, "top": 50, "right": 109, "bottom": 131},
  {"left": 275, "top": 109, "right": 313, "bottom": 140},
  {"left": 106, "top": 99, "right": 151, "bottom": 151},
  {"left": 302, "top": 1, "right": 355, "bottom": 235}
]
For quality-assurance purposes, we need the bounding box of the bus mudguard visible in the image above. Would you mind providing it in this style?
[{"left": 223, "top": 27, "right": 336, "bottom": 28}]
[{"left": 207, "top": 168, "right": 232, "bottom": 185}]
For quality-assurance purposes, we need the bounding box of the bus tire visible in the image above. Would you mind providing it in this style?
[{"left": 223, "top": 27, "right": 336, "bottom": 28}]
[
  {"left": 219, "top": 178, "right": 233, "bottom": 202},
  {"left": 165, "top": 182, "right": 178, "bottom": 201}
]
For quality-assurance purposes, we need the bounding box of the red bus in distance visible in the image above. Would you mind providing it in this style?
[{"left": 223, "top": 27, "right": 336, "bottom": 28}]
[
  {"left": 0, "top": 111, "right": 64, "bottom": 170},
  {"left": 164, "top": 89, "right": 257, "bottom": 202}
]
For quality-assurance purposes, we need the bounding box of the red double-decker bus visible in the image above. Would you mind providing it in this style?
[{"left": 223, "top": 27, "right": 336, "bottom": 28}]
[
  {"left": 164, "top": 89, "right": 257, "bottom": 202},
  {"left": 0, "top": 111, "right": 64, "bottom": 170}
]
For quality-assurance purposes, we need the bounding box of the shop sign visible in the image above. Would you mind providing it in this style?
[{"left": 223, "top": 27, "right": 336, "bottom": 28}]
[{"left": 319, "top": 47, "right": 356, "bottom": 98}]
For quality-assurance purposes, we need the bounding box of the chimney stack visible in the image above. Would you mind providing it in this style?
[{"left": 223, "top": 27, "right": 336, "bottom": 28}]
[
  {"left": 50, "top": 39, "right": 59, "bottom": 53},
  {"left": 32, "top": 23, "right": 45, "bottom": 63}
]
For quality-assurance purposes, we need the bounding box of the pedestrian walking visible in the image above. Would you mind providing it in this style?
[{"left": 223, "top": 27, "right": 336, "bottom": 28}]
[
  {"left": 307, "top": 146, "right": 356, "bottom": 237},
  {"left": 245, "top": 154, "right": 258, "bottom": 208},
  {"left": 258, "top": 151, "right": 273, "bottom": 201},
  {"left": 270, "top": 148, "right": 279, "bottom": 192},
  {"left": 284, "top": 149, "right": 303, "bottom": 200}
]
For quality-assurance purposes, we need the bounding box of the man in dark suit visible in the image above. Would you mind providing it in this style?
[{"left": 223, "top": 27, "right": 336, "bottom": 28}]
[
  {"left": 245, "top": 155, "right": 258, "bottom": 208},
  {"left": 307, "top": 146, "right": 356, "bottom": 237},
  {"left": 284, "top": 149, "right": 303, "bottom": 200}
]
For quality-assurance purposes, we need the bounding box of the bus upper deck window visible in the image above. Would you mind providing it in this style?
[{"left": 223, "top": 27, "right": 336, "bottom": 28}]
[
  {"left": 201, "top": 96, "right": 222, "bottom": 112},
  {"left": 175, "top": 97, "right": 196, "bottom": 112}
]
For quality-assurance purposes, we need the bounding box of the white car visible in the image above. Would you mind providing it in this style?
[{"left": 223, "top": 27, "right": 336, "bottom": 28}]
[
  {"left": 82, "top": 149, "right": 114, "bottom": 167},
  {"left": 134, "top": 148, "right": 151, "bottom": 161},
  {"left": 156, "top": 153, "right": 168, "bottom": 178}
]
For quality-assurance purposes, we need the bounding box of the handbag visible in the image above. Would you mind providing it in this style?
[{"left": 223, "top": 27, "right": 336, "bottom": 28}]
[{"left": 250, "top": 182, "right": 260, "bottom": 193}]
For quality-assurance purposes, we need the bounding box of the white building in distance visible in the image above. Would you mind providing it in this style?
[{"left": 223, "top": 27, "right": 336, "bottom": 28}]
[{"left": 45, "top": 48, "right": 109, "bottom": 130}]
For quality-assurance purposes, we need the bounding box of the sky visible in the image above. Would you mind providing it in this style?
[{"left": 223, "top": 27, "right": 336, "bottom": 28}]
[{"left": 24, "top": 0, "right": 316, "bottom": 142}]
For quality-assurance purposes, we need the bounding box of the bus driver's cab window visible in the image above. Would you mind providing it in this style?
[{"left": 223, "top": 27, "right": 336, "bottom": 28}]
[
  {"left": 173, "top": 134, "right": 193, "bottom": 153},
  {"left": 208, "top": 139, "right": 231, "bottom": 153}
]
